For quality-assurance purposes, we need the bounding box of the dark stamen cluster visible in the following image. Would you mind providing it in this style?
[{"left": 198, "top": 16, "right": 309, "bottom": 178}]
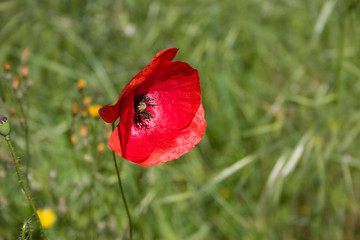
[{"left": 134, "top": 95, "right": 157, "bottom": 129}]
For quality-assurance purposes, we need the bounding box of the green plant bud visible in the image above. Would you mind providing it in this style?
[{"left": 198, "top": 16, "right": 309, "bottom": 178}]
[{"left": 0, "top": 116, "right": 10, "bottom": 137}]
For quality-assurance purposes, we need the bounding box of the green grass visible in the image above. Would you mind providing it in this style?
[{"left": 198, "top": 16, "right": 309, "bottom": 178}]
[{"left": 1, "top": 0, "right": 360, "bottom": 239}]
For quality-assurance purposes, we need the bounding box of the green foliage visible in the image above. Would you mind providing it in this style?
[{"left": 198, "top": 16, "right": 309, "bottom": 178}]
[{"left": 1, "top": 0, "right": 360, "bottom": 239}]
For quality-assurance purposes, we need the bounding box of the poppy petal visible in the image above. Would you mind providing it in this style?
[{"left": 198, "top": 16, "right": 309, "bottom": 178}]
[
  {"left": 109, "top": 124, "right": 155, "bottom": 162},
  {"left": 153, "top": 48, "right": 179, "bottom": 62},
  {"left": 119, "top": 93, "right": 155, "bottom": 161},
  {"left": 146, "top": 61, "right": 201, "bottom": 131},
  {"left": 137, "top": 104, "right": 206, "bottom": 166},
  {"left": 99, "top": 48, "right": 179, "bottom": 123},
  {"left": 112, "top": 104, "right": 205, "bottom": 165},
  {"left": 121, "top": 48, "right": 179, "bottom": 96},
  {"left": 98, "top": 102, "right": 120, "bottom": 123},
  {"left": 110, "top": 99, "right": 155, "bottom": 162}
]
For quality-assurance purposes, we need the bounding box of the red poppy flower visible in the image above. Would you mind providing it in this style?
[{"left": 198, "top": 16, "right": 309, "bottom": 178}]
[{"left": 99, "top": 48, "right": 206, "bottom": 166}]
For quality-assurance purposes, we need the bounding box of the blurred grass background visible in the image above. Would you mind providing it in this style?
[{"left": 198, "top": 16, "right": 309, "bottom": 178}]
[{"left": 1, "top": 0, "right": 360, "bottom": 239}]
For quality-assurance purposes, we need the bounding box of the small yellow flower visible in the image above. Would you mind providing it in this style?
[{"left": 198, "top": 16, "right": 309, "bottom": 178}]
[
  {"left": 37, "top": 208, "right": 56, "bottom": 228},
  {"left": 88, "top": 105, "right": 102, "bottom": 118}
]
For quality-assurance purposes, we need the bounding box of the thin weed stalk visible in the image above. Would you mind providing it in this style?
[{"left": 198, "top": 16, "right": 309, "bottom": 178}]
[
  {"left": 5, "top": 135, "right": 48, "bottom": 240},
  {"left": 112, "top": 122, "right": 133, "bottom": 240}
]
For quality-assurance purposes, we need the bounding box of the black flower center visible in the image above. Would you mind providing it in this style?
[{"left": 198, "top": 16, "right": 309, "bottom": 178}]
[{"left": 133, "top": 95, "right": 157, "bottom": 129}]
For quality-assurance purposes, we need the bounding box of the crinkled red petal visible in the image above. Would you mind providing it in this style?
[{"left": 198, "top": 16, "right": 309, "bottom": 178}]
[
  {"left": 99, "top": 48, "right": 179, "bottom": 123},
  {"left": 145, "top": 61, "right": 201, "bottom": 131},
  {"left": 98, "top": 103, "right": 120, "bottom": 123},
  {"left": 109, "top": 104, "right": 206, "bottom": 166}
]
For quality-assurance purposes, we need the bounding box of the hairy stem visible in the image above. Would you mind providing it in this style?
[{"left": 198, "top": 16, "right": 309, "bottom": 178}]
[
  {"left": 21, "top": 218, "right": 32, "bottom": 240},
  {"left": 5, "top": 136, "right": 48, "bottom": 240}
]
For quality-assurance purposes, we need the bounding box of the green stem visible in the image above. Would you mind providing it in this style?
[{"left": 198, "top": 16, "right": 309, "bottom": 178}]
[
  {"left": 5, "top": 135, "right": 48, "bottom": 240},
  {"left": 111, "top": 123, "right": 133, "bottom": 240},
  {"left": 21, "top": 219, "right": 27, "bottom": 240},
  {"left": 21, "top": 218, "right": 32, "bottom": 240}
]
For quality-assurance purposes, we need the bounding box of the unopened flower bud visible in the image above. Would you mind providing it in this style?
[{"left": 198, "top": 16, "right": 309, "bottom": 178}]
[
  {"left": 0, "top": 116, "right": 10, "bottom": 137},
  {"left": 4, "top": 63, "right": 11, "bottom": 72},
  {"left": 77, "top": 78, "right": 87, "bottom": 91},
  {"left": 80, "top": 124, "right": 89, "bottom": 137},
  {"left": 71, "top": 102, "right": 79, "bottom": 116},
  {"left": 71, "top": 133, "right": 77, "bottom": 145},
  {"left": 12, "top": 77, "right": 19, "bottom": 90},
  {"left": 21, "top": 66, "right": 29, "bottom": 79},
  {"left": 81, "top": 108, "right": 88, "bottom": 118},
  {"left": 21, "top": 48, "right": 29, "bottom": 64},
  {"left": 82, "top": 96, "right": 91, "bottom": 106}
]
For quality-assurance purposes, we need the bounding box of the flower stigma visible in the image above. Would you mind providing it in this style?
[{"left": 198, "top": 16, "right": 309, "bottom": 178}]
[
  {"left": 134, "top": 95, "right": 157, "bottom": 129},
  {"left": 137, "top": 101, "right": 147, "bottom": 112}
]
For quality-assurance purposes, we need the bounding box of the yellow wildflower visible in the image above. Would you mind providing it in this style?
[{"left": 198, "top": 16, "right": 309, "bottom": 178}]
[
  {"left": 88, "top": 105, "right": 102, "bottom": 118},
  {"left": 37, "top": 208, "right": 56, "bottom": 228}
]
